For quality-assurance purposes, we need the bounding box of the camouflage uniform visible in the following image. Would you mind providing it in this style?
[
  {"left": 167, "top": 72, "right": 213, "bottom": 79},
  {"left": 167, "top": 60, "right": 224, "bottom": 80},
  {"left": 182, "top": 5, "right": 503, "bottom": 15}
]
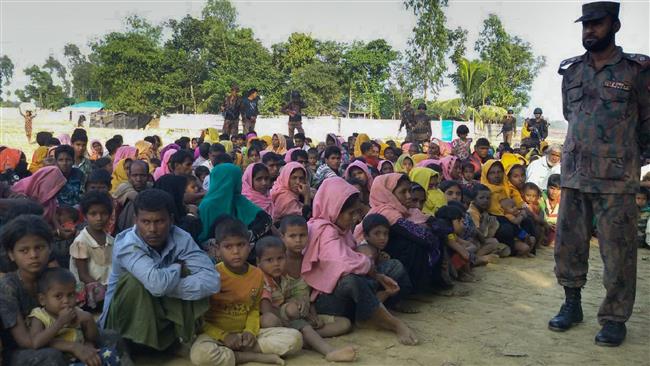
[
  {"left": 221, "top": 94, "right": 241, "bottom": 136},
  {"left": 555, "top": 47, "right": 650, "bottom": 324},
  {"left": 400, "top": 106, "right": 416, "bottom": 142}
]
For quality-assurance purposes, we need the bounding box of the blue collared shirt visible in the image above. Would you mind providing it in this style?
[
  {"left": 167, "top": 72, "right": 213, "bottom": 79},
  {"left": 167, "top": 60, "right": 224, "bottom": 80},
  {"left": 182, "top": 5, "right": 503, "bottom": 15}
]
[{"left": 99, "top": 225, "right": 220, "bottom": 327}]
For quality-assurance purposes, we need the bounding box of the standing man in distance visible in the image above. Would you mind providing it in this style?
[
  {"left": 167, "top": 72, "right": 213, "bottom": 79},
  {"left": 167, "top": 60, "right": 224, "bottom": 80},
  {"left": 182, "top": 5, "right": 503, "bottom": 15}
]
[
  {"left": 399, "top": 100, "right": 416, "bottom": 142},
  {"left": 501, "top": 109, "right": 517, "bottom": 145},
  {"left": 241, "top": 88, "right": 260, "bottom": 133},
  {"left": 281, "top": 90, "right": 307, "bottom": 139},
  {"left": 221, "top": 83, "right": 241, "bottom": 136},
  {"left": 549, "top": 1, "right": 649, "bottom": 347}
]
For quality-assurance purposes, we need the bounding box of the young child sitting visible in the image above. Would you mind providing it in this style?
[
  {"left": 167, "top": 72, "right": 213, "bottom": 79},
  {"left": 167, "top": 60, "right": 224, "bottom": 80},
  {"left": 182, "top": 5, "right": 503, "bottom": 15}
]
[
  {"left": 28, "top": 268, "right": 119, "bottom": 366},
  {"left": 636, "top": 187, "right": 650, "bottom": 248},
  {"left": 500, "top": 198, "right": 535, "bottom": 257},
  {"left": 435, "top": 205, "right": 477, "bottom": 282},
  {"left": 194, "top": 166, "right": 210, "bottom": 187},
  {"left": 460, "top": 161, "right": 478, "bottom": 188},
  {"left": 466, "top": 184, "right": 510, "bottom": 257},
  {"left": 522, "top": 182, "right": 550, "bottom": 248},
  {"left": 541, "top": 174, "right": 562, "bottom": 246},
  {"left": 257, "top": 236, "right": 358, "bottom": 362},
  {"left": 69, "top": 191, "right": 114, "bottom": 311},
  {"left": 52, "top": 205, "right": 80, "bottom": 268},
  {"left": 190, "top": 216, "right": 302, "bottom": 366}
]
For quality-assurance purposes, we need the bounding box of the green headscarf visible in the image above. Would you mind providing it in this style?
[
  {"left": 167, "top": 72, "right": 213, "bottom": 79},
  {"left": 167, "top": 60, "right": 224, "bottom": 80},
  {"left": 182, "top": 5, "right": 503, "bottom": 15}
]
[
  {"left": 394, "top": 154, "right": 414, "bottom": 174},
  {"left": 198, "top": 163, "right": 262, "bottom": 242}
]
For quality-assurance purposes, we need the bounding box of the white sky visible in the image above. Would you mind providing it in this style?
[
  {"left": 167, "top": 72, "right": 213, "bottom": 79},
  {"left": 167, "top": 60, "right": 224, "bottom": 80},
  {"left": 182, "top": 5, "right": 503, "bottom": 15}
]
[{"left": 1, "top": 0, "right": 648, "bottom": 121}]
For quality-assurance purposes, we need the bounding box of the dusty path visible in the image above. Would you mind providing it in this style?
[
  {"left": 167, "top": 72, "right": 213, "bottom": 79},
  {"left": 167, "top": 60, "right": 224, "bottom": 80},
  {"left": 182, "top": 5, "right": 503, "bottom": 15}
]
[{"left": 137, "top": 244, "right": 650, "bottom": 366}]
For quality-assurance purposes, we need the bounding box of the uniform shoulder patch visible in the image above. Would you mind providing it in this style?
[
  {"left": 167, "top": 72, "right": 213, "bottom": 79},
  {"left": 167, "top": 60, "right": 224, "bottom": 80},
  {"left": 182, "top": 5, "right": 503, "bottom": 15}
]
[
  {"left": 623, "top": 53, "right": 650, "bottom": 69},
  {"left": 558, "top": 55, "right": 584, "bottom": 74}
]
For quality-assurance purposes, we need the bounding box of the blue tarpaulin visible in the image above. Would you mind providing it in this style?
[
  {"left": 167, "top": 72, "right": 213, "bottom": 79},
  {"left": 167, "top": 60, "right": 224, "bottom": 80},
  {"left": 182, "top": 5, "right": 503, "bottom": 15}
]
[{"left": 69, "top": 101, "right": 104, "bottom": 109}]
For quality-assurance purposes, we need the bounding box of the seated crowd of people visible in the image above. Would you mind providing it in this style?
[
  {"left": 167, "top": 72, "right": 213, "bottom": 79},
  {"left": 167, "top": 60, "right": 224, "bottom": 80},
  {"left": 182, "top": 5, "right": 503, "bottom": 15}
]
[{"left": 1, "top": 124, "right": 640, "bottom": 366}]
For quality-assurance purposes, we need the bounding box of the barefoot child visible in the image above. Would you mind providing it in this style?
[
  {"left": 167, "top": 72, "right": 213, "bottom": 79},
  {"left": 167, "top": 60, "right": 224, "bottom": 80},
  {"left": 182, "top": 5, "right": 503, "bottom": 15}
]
[
  {"left": 541, "top": 174, "right": 562, "bottom": 246},
  {"left": 190, "top": 217, "right": 302, "bottom": 366},
  {"left": 28, "top": 268, "right": 119, "bottom": 365},
  {"left": 500, "top": 198, "right": 534, "bottom": 256},
  {"left": 467, "top": 184, "right": 510, "bottom": 257},
  {"left": 522, "top": 183, "right": 550, "bottom": 248},
  {"left": 69, "top": 191, "right": 114, "bottom": 311},
  {"left": 435, "top": 205, "right": 478, "bottom": 282},
  {"left": 257, "top": 236, "right": 357, "bottom": 362}
]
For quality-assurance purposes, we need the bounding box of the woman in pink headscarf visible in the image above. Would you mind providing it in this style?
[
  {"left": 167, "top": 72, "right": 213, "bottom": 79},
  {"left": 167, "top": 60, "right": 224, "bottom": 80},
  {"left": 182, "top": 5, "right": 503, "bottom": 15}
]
[
  {"left": 302, "top": 177, "right": 418, "bottom": 345},
  {"left": 359, "top": 173, "right": 445, "bottom": 293},
  {"left": 343, "top": 160, "right": 374, "bottom": 206},
  {"left": 112, "top": 146, "right": 137, "bottom": 170},
  {"left": 57, "top": 133, "right": 71, "bottom": 146},
  {"left": 378, "top": 160, "right": 394, "bottom": 175},
  {"left": 241, "top": 163, "right": 273, "bottom": 217},
  {"left": 440, "top": 156, "right": 461, "bottom": 181},
  {"left": 270, "top": 162, "right": 311, "bottom": 222},
  {"left": 11, "top": 166, "right": 66, "bottom": 224},
  {"left": 152, "top": 148, "right": 177, "bottom": 181}
]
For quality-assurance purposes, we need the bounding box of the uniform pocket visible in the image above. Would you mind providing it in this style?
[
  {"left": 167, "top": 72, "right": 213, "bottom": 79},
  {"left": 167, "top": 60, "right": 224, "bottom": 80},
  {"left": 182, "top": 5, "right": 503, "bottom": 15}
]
[
  {"left": 589, "top": 145, "right": 625, "bottom": 180},
  {"left": 562, "top": 138, "right": 576, "bottom": 173},
  {"left": 600, "top": 86, "right": 630, "bottom": 117}
]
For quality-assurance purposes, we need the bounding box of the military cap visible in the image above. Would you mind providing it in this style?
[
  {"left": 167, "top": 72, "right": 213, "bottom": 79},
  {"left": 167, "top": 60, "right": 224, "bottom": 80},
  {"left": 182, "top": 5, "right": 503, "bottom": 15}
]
[
  {"left": 534, "top": 107, "right": 543, "bottom": 114},
  {"left": 507, "top": 109, "right": 514, "bottom": 114},
  {"left": 575, "top": 1, "right": 620, "bottom": 23}
]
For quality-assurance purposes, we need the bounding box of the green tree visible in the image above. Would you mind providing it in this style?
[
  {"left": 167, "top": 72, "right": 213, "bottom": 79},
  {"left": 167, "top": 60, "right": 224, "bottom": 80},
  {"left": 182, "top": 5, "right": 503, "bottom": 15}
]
[
  {"left": 202, "top": 0, "right": 238, "bottom": 29},
  {"left": 0, "top": 55, "right": 14, "bottom": 102},
  {"left": 455, "top": 58, "right": 492, "bottom": 109},
  {"left": 272, "top": 33, "right": 317, "bottom": 75},
  {"left": 474, "top": 14, "right": 546, "bottom": 108},
  {"left": 16, "top": 65, "right": 69, "bottom": 109},
  {"left": 64, "top": 44, "right": 98, "bottom": 101},
  {"left": 288, "top": 62, "right": 342, "bottom": 116},
  {"left": 43, "top": 55, "right": 69, "bottom": 95}
]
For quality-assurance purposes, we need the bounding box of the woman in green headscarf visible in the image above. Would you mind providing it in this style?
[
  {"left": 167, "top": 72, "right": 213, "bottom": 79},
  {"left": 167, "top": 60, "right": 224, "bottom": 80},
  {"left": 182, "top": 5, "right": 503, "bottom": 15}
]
[
  {"left": 394, "top": 154, "right": 414, "bottom": 174},
  {"left": 409, "top": 167, "right": 446, "bottom": 215},
  {"left": 198, "top": 163, "right": 273, "bottom": 243}
]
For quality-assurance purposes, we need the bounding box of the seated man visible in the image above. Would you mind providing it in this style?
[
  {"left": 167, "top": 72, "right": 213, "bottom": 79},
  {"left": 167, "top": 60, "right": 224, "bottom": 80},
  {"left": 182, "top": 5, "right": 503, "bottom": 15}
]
[
  {"left": 100, "top": 189, "right": 220, "bottom": 351},
  {"left": 114, "top": 160, "right": 150, "bottom": 233}
]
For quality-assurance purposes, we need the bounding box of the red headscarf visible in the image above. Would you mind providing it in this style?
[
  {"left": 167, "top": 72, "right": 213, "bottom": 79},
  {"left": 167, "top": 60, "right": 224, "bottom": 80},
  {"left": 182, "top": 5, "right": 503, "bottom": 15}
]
[
  {"left": 11, "top": 166, "right": 66, "bottom": 223},
  {"left": 0, "top": 148, "right": 22, "bottom": 173}
]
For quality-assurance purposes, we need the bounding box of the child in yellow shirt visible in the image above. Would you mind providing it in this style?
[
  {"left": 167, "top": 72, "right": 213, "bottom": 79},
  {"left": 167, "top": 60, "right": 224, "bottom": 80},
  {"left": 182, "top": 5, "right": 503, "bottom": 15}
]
[{"left": 190, "top": 217, "right": 302, "bottom": 366}]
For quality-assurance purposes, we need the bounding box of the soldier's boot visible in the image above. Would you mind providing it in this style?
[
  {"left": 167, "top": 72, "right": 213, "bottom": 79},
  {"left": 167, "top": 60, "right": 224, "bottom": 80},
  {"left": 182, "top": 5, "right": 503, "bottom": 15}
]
[
  {"left": 548, "top": 287, "right": 583, "bottom": 332},
  {"left": 595, "top": 321, "right": 626, "bottom": 347}
]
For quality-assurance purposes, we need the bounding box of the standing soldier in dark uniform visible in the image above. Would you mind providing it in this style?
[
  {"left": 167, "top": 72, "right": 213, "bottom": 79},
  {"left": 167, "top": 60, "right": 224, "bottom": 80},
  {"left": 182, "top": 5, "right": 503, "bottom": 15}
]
[
  {"left": 501, "top": 108, "right": 516, "bottom": 144},
  {"left": 399, "top": 100, "right": 416, "bottom": 142},
  {"left": 240, "top": 88, "right": 260, "bottom": 133},
  {"left": 411, "top": 103, "right": 432, "bottom": 146},
  {"left": 532, "top": 107, "right": 549, "bottom": 141},
  {"left": 281, "top": 91, "right": 307, "bottom": 139},
  {"left": 548, "top": 1, "right": 649, "bottom": 347},
  {"left": 221, "top": 83, "right": 241, "bottom": 136}
]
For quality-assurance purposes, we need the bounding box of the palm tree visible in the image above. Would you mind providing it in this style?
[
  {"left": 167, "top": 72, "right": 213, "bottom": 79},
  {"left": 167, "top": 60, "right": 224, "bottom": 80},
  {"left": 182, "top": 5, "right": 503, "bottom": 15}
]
[{"left": 456, "top": 58, "right": 492, "bottom": 109}]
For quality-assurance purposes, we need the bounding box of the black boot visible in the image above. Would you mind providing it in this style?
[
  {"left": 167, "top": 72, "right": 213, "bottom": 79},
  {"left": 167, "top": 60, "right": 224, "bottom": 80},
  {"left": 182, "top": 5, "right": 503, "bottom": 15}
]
[
  {"left": 595, "top": 321, "right": 626, "bottom": 347},
  {"left": 548, "top": 287, "right": 583, "bottom": 332}
]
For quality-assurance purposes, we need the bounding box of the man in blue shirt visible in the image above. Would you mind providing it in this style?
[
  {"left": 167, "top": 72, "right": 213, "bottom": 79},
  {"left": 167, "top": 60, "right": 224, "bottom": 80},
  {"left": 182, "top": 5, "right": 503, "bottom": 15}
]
[{"left": 100, "top": 189, "right": 220, "bottom": 351}]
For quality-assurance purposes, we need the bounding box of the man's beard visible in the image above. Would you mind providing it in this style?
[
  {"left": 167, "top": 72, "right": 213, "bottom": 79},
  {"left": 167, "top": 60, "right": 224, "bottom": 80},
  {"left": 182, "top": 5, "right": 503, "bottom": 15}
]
[{"left": 582, "top": 29, "right": 615, "bottom": 52}]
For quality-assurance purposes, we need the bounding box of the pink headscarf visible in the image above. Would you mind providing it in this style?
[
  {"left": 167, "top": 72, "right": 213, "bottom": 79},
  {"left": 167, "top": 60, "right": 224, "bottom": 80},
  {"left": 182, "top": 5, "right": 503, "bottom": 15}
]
[
  {"left": 302, "top": 177, "right": 370, "bottom": 299},
  {"left": 284, "top": 147, "right": 300, "bottom": 163},
  {"left": 11, "top": 166, "right": 66, "bottom": 223},
  {"left": 343, "top": 160, "right": 374, "bottom": 191},
  {"left": 402, "top": 143, "right": 412, "bottom": 154},
  {"left": 416, "top": 159, "right": 441, "bottom": 168},
  {"left": 378, "top": 160, "right": 394, "bottom": 173},
  {"left": 58, "top": 134, "right": 71, "bottom": 146},
  {"left": 440, "top": 156, "right": 459, "bottom": 181},
  {"left": 432, "top": 138, "right": 452, "bottom": 157},
  {"left": 242, "top": 163, "right": 273, "bottom": 216},
  {"left": 270, "top": 162, "right": 306, "bottom": 222},
  {"left": 367, "top": 173, "right": 428, "bottom": 226},
  {"left": 112, "top": 146, "right": 137, "bottom": 170},
  {"left": 153, "top": 149, "right": 177, "bottom": 181}
]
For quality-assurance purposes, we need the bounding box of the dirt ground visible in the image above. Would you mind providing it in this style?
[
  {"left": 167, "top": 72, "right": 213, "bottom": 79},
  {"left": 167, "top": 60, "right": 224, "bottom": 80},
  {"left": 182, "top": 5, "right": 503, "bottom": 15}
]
[{"left": 136, "top": 243, "right": 649, "bottom": 366}]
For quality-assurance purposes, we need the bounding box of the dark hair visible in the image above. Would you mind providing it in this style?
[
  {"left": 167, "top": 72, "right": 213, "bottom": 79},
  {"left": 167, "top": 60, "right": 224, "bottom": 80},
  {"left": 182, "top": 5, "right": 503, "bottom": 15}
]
[
  {"left": 435, "top": 205, "right": 465, "bottom": 222},
  {"left": 37, "top": 267, "right": 76, "bottom": 294},
  {"left": 0, "top": 214, "right": 52, "bottom": 253},
  {"left": 279, "top": 215, "right": 307, "bottom": 234},
  {"left": 210, "top": 143, "right": 226, "bottom": 154},
  {"left": 410, "top": 182, "right": 425, "bottom": 193},
  {"left": 362, "top": 213, "right": 390, "bottom": 235},
  {"left": 70, "top": 128, "right": 88, "bottom": 143},
  {"left": 252, "top": 163, "right": 269, "bottom": 179},
  {"left": 447, "top": 200, "right": 466, "bottom": 212},
  {"left": 475, "top": 138, "right": 491, "bottom": 148},
  {"left": 360, "top": 142, "right": 373, "bottom": 154},
  {"left": 195, "top": 166, "right": 210, "bottom": 178},
  {"left": 105, "top": 138, "right": 121, "bottom": 155},
  {"left": 439, "top": 180, "right": 462, "bottom": 193},
  {"left": 547, "top": 174, "right": 561, "bottom": 189},
  {"left": 213, "top": 215, "right": 249, "bottom": 243},
  {"left": 340, "top": 192, "right": 360, "bottom": 213},
  {"left": 85, "top": 169, "right": 111, "bottom": 189},
  {"left": 199, "top": 143, "right": 211, "bottom": 159},
  {"left": 639, "top": 187, "right": 650, "bottom": 200},
  {"left": 247, "top": 145, "right": 261, "bottom": 158},
  {"left": 144, "top": 136, "right": 156, "bottom": 145},
  {"left": 214, "top": 154, "right": 234, "bottom": 166},
  {"left": 471, "top": 183, "right": 491, "bottom": 199},
  {"left": 128, "top": 159, "right": 149, "bottom": 174},
  {"left": 54, "top": 145, "right": 74, "bottom": 160},
  {"left": 291, "top": 149, "right": 308, "bottom": 162},
  {"left": 237, "top": 134, "right": 246, "bottom": 140},
  {"left": 57, "top": 205, "right": 79, "bottom": 223},
  {"left": 346, "top": 177, "right": 365, "bottom": 190},
  {"left": 307, "top": 148, "right": 319, "bottom": 157},
  {"left": 92, "top": 157, "right": 112, "bottom": 170},
  {"left": 1, "top": 199, "right": 44, "bottom": 225},
  {"left": 133, "top": 189, "right": 175, "bottom": 217},
  {"left": 150, "top": 158, "right": 161, "bottom": 167},
  {"left": 255, "top": 236, "right": 285, "bottom": 259},
  {"left": 456, "top": 125, "right": 469, "bottom": 135},
  {"left": 294, "top": 133, "right": 305, "bottom": 141},
  {"left": 36, "top": 131, "right": 53, "bottom": 146},
  {"left": 262, "top": 152, "right": 283, "bottom": 164},
  {"left": 523, "top": 182, "right": 542, "bottom": 196},
  {"left": 169, "top": 150, "right": 193, "bottom": 170},
  {"left": 80, "top": 190, "right": 113, "bottom": 215},
  {"left": 245, "top": 88, "right": 259, "bottom": 97},
  {"left": 461, "top": 161, "right": 475, "bottom": 172},
  {"left": 507, "top": 164, "right": 525, "bottom": 178},
  {"left": 323, "top": 146, "right": 341, "bottom": 159},
  {"left": 175, "top": 137, "right": 190, "bottom": 150},
  {"left": 428, "top": 164, "right": 443, "bottom": 175},
  {"left": 112, "top": 135, "right": 124, "bottom": 144},
  {"left": 219, "top": 133, "right": 230, "bottom": 141},
  {"left": 48, "top": 137, "right": 61, "bottom": 146}
]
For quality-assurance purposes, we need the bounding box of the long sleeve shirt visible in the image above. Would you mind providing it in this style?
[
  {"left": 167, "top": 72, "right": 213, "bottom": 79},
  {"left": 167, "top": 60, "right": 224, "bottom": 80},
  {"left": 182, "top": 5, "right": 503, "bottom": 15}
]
[{"left": 99, "top": 225, "right": 220, "bottom": 327}]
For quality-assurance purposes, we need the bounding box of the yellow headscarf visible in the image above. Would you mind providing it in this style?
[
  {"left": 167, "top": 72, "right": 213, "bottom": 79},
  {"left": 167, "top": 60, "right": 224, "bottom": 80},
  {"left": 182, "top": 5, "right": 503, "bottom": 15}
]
[
  {"left": 394, "top": 154, "right": 414, "bottom": 174},
  {"left": 354, "top": 133, "right": 370, "bottom": 157},
  {"left": 480, "top": 159, "right": 509, "bottom": 216},
  {"left": 501, "top": 153, "right": 526, "bottom": 208},
  {"left": 220, "top": 140, "right": 234, "bottom": 153},
  {"left": 379, "top": 142, "right": 389, "bottom": 159},
  {"left": 135, "top": 140, "right": 153, "bottom": 161},
  {"left": 409, "top": 167, "right": 447, "bottom": 215},
  {"left": 29, "top": 146, "right": 49, "bottom": 173},
  {"left": 205, "top": 128, "right": 220, "bottom": 144},
  {"left": 411, "top": 153, "right": 428, "bottom": 165},
  {"left": 260, "top": 135, "right": 273, "bottom": 149},
  {"left": 110, "top": 159, "right": 129, "bottom": 194}
]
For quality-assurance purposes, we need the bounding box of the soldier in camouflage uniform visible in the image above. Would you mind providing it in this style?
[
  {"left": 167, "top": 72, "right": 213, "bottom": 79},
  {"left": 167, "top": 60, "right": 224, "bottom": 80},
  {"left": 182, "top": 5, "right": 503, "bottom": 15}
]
[
  {"left": 548, "top": 1, "right": 650, "bottom": 347},
  {"left": 399, "top": 100, "right": 416, "bottom": 142}
]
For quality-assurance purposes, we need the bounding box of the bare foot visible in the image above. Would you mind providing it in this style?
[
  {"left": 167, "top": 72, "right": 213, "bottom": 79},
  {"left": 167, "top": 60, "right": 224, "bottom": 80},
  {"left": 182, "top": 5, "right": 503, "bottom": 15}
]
[
  {"left": 395, "top": 322, "right": 418, "bottom": 345},
  {"left": 254, "top": 354, "right": 285, "bottom": 365},
  {"left": 391, "top": 301, "right": 420, "bottom": 314},
  {"left": 474, "top": 254, "right": 499, "bottom": 266},
  {"left": 325, "top": 346, "right": 359, "bottom": 362}
]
